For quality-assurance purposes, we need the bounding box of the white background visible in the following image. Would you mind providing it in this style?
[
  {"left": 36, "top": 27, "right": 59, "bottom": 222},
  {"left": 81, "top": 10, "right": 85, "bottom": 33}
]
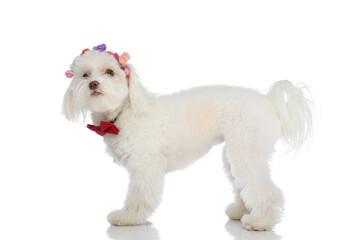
[{"left": 1, "top": 0, "right": 359, "bottom": 239}]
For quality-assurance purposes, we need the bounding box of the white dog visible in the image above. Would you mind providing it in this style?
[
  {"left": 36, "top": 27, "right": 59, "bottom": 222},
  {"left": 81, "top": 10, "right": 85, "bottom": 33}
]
[{"left": 62, "top": 44, "right": 313, "bottom": 231}]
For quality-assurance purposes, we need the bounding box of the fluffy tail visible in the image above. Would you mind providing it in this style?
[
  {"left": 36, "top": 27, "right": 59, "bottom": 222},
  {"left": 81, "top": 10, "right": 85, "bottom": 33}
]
[{"left": 268, "top": 80, "right": 313, "bottom": 151}]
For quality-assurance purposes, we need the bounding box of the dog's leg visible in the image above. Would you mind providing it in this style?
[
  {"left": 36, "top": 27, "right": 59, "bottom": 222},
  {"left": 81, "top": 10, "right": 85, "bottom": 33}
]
[
  {"left": 222, "top": 146, "right": 248, "bottom": 220},
  {"left": 107, "top": 169, "right": 165, "bottom": 226},
  {"left": 225, "top": 134, "right": 283, "bottom": 231}
]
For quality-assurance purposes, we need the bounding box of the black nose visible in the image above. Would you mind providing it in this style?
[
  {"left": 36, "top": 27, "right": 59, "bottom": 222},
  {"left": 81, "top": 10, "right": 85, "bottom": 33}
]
[{"left": 89, "top": 81, "right": 100, "bottom": 90}]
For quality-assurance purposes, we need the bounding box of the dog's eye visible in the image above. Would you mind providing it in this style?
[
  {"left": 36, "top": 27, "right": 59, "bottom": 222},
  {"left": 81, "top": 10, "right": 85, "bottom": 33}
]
[
  {"left": 106, "top": 69, "right": 114, "bottom": 76},
  {"left": 83, "top": 73, "right": 88, "bottom": 78}
]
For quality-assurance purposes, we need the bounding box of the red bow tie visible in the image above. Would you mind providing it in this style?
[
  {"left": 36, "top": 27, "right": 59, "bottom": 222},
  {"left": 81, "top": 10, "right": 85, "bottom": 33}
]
[{"left": 87, "top": 121, "right": 119, "bottom": 136}]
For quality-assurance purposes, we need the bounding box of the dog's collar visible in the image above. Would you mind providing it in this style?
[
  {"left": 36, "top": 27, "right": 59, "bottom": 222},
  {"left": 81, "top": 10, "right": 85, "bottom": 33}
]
[{"left": 108, "top": 110, "right": 122, "bottom": 124}]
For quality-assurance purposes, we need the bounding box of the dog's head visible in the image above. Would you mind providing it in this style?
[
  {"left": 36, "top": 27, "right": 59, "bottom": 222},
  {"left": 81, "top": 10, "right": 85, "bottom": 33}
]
[{"left": 62, "top": 44, "right": 148, "bottom": 121}]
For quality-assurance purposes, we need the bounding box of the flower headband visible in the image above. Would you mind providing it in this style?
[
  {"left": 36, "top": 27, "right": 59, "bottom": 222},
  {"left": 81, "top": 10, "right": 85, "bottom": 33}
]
[{"left": 65, "top": 44, "right": 130, "bottom": 78}]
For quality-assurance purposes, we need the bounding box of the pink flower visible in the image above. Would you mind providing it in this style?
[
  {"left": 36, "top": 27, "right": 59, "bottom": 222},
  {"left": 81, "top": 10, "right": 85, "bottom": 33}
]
[
  {"left": 119, "top": 52, "right": 130, "bottom": 65},
  {"left": 65, "top": 70, "right": 73, "bottom": 78},
  {"left": 123, "top": 66, "right": 130, "bottom": 77},
  {"left": 107, "top": 51, "right": 120, "bottom": 61}
]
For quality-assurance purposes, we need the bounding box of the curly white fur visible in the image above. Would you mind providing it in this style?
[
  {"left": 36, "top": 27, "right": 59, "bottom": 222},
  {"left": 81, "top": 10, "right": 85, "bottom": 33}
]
[{"left": 62, "top": 50, "right": 313, "bottom": 231}]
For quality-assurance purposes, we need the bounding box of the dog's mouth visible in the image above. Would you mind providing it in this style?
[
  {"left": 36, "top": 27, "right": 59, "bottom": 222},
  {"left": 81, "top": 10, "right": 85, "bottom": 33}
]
[{"left": 91, "top": 91, "right": 103, "bottom": 96}]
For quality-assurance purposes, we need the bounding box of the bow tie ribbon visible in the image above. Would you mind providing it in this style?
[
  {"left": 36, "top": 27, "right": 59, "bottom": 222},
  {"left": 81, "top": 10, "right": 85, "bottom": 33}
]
[{"left": 87, "top": 121, "right": 119, "bottom": 136}]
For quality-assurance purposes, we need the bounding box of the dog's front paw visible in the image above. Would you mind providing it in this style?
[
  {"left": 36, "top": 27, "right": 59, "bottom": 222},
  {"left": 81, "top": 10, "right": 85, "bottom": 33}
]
[
  {"left": 241, "top": 214, "right": 273, "bottom": 231},
  {"left": 107, "top": 209, "right": 147, "bottom": 226}
]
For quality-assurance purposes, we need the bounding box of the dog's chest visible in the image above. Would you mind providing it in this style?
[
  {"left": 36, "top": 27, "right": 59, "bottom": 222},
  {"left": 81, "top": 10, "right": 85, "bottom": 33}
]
[
  {"left": 103, "top": 129, "right": 133, "bottom": 166},
  {"left": 102, "top": 117, "right": 163, "bottom": 167}
]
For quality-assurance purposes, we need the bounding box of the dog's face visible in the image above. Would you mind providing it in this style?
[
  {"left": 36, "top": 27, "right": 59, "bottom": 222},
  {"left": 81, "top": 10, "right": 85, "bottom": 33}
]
[{"left": 63, "top": 50, "right": 148, "bottom": 121}]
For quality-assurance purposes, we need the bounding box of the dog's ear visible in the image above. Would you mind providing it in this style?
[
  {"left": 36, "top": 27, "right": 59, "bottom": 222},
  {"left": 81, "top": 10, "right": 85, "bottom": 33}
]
[
  {"left": 62, "top": 87, "right": 84, "bottom": 121},
  {"left": 127, "top": 65, "right": 149, "bottom": 114}
]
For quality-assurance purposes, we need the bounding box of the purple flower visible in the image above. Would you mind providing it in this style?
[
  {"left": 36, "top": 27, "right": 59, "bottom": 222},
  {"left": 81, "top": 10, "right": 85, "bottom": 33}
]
[{"left": 92, "top": 44, "right": 107, "bottom": 51}]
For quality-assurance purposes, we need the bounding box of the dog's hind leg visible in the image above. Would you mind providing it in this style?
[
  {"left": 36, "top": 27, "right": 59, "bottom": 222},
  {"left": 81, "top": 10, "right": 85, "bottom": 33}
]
[
  {"left": 224, "top": 126, "right": 284, "bottom": 231},
  {"left": 222, "top": 146, "right": 248, "bottom": 220}
]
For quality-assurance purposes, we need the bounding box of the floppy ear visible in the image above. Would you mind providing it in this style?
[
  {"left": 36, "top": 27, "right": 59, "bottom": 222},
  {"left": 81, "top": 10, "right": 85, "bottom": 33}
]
[
  {"left": 62, "top": 87, "right": 84, "bottom": 122},
  {"left": 126, "top": 64, "right": 149, "bottom": 114}
]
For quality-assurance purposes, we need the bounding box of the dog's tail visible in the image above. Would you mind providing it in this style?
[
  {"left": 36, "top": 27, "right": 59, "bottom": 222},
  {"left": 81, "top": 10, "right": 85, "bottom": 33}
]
[{"left": 268, "top": 80, "right": 313, "bottom": 151}]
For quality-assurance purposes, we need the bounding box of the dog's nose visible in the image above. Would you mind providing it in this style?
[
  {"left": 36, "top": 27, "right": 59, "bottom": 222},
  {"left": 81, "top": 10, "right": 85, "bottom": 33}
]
[{"left": 89, "top": 81, "right": 100, "bottom": 90}]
